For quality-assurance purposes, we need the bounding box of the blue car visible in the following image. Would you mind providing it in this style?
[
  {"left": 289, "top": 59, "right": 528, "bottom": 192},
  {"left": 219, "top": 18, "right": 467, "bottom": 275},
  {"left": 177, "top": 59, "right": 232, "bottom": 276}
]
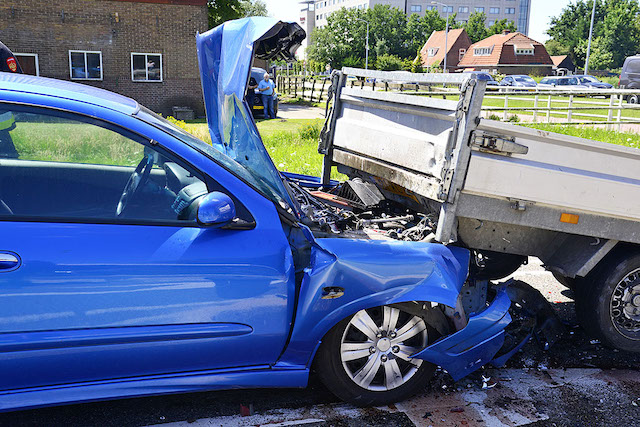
[{"left": 0, "top": 18, "right": 525, "bottom": 412}]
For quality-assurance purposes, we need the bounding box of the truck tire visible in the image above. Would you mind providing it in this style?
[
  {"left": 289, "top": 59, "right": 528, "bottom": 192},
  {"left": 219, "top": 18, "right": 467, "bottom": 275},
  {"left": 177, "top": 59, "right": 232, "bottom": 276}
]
[
  {"left": 576, "top": 251, "right": 640, "bottom": 353},
  {"left": 315, "top": 304, "right": 440, "bottom": 406}
]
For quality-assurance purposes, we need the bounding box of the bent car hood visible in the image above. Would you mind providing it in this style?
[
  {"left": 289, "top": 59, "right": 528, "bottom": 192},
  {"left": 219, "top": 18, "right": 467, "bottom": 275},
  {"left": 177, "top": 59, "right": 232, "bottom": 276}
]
[{"left": 196, "top": 18, "right": 305, "bottom": 212}]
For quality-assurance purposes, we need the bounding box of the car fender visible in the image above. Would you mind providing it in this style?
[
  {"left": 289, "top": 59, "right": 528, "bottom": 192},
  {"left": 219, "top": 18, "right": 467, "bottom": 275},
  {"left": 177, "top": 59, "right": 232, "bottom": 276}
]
[{"left": 276, "top": 226, "right": 470, "bottom": 368}]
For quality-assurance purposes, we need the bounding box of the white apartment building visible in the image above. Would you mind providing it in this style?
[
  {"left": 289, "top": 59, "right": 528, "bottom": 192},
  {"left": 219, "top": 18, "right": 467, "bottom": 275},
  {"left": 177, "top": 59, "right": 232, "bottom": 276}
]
[{"left": 313, "top": 0, "right": 530, "bottom": 35}]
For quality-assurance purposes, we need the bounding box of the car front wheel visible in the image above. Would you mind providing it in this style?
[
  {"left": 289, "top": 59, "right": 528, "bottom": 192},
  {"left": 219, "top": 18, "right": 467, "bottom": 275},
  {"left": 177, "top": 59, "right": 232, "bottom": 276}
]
[
  {"left": 629, "top": 94, "right": 639, "bottom": 104},
  {"left": 315, "top": 304, "right": 441, "bottom": 406}
]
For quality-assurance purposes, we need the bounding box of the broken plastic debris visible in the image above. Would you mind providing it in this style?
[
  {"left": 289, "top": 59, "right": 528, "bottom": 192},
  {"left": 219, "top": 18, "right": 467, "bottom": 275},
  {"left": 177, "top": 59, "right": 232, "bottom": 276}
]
[
  {"left": 590, "top": 339, "right": 601, "bottom": 345},
  {"left": 482, "top": 375, "right": 497, "bottom": 389}
]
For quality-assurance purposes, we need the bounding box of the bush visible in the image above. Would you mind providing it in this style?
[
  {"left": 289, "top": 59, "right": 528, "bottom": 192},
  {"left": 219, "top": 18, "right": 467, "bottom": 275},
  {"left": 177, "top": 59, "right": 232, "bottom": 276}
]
[
  {"left": 375, "top": 54, "right": 403, "bottom": 71},
  {"left": 297, "top": 122, "right": 321, "bottom": 140},
  {"left": 488, "top": 113, "right": 501, "bottom": 121},
  {"left": 166, "top": 115, "right": 188, "bottom": 130},
  {"left": 506, "top": 114, "right": 520, "bottom": 122},
  {"left": 342, "top": 55, "right": 364, "bottom": 68}
]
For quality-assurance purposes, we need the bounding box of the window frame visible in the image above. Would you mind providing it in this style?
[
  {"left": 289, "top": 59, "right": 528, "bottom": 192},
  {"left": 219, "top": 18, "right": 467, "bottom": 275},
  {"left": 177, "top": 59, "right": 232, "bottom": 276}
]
[
  {"left": 14, "top": 53, "right": 39, "bottom": 76},
  {"left": 458, "top": 6, "right": 469, "bottom": 13},
  {"left": 0, "top": 102, "right": 220, "bottom": 228},
  {"left": 410, "top": 4, "right": 422, "bottom": 12},
  {"left": 68, "top": 50, "right": 103, "bottom": 81},
  {"left": 131, "top": 52, "right": 163, "bottom": 83},
  {"left": 475, "top": 7, "right": 484, "bottom": 12}
]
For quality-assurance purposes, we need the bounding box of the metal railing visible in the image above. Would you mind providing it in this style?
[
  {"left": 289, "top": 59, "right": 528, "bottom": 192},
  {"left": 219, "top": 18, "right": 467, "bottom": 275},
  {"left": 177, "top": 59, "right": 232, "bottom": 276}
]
[{"left": 277, "top": 75, "right": 331, "bottom": 103}]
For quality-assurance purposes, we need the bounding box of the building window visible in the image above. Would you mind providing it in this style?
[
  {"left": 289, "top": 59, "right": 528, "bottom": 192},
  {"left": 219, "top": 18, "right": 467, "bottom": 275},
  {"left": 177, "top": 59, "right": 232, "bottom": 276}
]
[
  {"left": 428, "top": 47, "right": 439, "bottom": 57},
  {"left": 489, "top": 7, "right": 500, "bottom": 13},
  {"left": 475, "top": 7, "right": 484, "bottom": 12},
  {"left": 459, "top": 48, "right": 466, "bottom": 61},
  {"left": 131, "top": 53, "right": 162, "bottom": 82},
  {"left": 443, "top": 6, "right": 453, "bottom": 12},
  {"left": 505, "top": 7, "right": 515, "bottom": 13},
  {"left": 488, "top": 20, "right": 494, "bottom": 25},
  {"left": 69, "top": 50, "right": 102, "bottom": 80},
  {"left": 458, "top": 6, "right": 469, "bottom": 13},
  {"left": 410, "top": 5, "right": 422, "bottom": 12},
  {"left": 474, "top": 46, "right": 493, "bottom": 56},
  {"left": 514, "top": 46, "right": 534, "bottom": 55},
  {"left": 426, "top": 5, "right": 437, "bottom": 10},
  {"left": 15, "top": 53, "right": 39, "bottom": 76}
]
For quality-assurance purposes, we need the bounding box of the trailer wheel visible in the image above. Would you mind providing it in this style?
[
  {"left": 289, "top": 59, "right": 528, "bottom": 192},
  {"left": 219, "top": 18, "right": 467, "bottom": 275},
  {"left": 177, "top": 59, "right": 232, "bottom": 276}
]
[
  {"left": 577, "top": 252, "right": 640, "bottom": 353},
  {"left": 629, "top": 95, "right": 639, "bottom": 104}
]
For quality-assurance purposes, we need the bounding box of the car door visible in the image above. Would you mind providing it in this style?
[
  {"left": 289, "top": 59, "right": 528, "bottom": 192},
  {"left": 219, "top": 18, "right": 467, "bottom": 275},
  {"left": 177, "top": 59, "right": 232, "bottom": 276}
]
[{"left": 0, "top": 104, "right": 295, "bottom": 391}]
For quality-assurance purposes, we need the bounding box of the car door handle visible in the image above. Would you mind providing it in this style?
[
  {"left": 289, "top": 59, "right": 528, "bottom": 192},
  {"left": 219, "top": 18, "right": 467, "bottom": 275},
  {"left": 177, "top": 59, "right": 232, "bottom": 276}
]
[{"left": 0, "top": 252, "right": 20, "bottom": 271}]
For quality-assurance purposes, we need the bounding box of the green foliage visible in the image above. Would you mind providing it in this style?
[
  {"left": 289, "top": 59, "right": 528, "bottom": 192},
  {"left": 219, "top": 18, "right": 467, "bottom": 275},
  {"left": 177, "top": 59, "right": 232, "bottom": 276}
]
[
  {"left": 575, "top": 37, "right": 614, "bottom": 70},
  {"left": 307, "top": 5, "right": 452, "bottom": 69},
  {"left": 166, "top": 115, "right": 188, "bottom": 131},
  {"left": 546, "top": 0, "right": 640, "bottom": 68},
  {"left": 465, "top": 12, "right": 488, "bottom": 43},
  {"left": 342, "top": 55, "right": 364, "bottom": 68},
  {"left": 208, "top": 0, "right": 267, "bottom": 28},
  {"left": 375, "top": 54, "right": 403, "bottom": 71},
  {"left": 487, "top": 19, "right": 518, "bottom": 36},
  {"left": 506, "top": 114, "right": 520, "bottom": 122},
  {"left": 545, "top": 40, "right": 571, "bottom": 56}
]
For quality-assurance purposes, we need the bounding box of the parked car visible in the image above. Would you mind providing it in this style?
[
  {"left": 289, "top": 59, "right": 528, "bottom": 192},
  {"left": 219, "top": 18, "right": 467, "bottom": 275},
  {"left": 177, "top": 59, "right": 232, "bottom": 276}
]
[
  {"left": 576, "top": 75, "right": 613, "bottom": 89},
  {"left": 469, "top": 71, "right": 499, "bottom": 86},
  {"left": 0, "top": 18, "right": 526, "bottom": 412},
  {"left": 620, "top": 55, "right": 640, "bottom": 103},
  {"left": 538, "top": 76, "right": 587, "bottom": 89},
  {"left": 247, "top": 66, "right": 278, "bottom": 117},
  {"left": 499, "top": 75, "right": 537, "bottom": 90}
]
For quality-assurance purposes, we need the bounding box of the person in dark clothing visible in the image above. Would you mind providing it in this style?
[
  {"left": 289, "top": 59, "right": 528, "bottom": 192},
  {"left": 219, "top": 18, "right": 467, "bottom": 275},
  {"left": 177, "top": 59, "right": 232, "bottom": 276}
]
[
  {"left": 0, "top": 41, "right": 23, "bottom": 158},
  {"left": 246, "top": 76, "right": 258, "bottom": 111},
  {"left": 0, "top": 41, "right": 23, "bottom": 74}
]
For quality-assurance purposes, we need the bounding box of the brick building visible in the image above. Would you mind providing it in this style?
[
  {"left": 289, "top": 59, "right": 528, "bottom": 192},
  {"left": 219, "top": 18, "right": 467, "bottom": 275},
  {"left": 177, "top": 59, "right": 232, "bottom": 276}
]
[
  {"left": 0, "top": 0, "right": 209, "bottom": 116},
  {"left": 457, "top": 31, "right": 553, "bottom": 75},
  {"left": 420, "top": 28, "right": 471, "bottom": 72}
]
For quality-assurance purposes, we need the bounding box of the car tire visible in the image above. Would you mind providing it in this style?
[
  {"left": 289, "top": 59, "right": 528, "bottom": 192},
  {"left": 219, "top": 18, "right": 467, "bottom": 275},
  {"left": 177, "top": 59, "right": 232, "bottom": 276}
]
[
  {"left": 315, "top": 304, "right": 442, "bottom": 406},
  {"left": 629, "top": 95, "right": 639, "bottom": 104},
  {"left": 576, "top": 250, "right": 640, "bottom": 353}
]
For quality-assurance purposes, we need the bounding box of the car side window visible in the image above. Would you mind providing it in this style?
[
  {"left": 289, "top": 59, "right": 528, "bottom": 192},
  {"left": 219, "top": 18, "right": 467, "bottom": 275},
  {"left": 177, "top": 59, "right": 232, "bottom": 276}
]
[{"left": 0, "top": 105, "right": 208, "bottom": 224}]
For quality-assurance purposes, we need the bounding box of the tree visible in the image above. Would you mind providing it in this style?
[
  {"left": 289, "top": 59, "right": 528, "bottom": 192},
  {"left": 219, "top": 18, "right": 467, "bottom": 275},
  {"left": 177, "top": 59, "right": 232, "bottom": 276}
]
[
  {"left": 546, "top": 0, "right": 640, "bottom": 68},
  {"left": 575, "top": 37, "right": 614, "bottom": 69},
  {"left": 545, "top": 39, "right": 571, "bottom": 56},
  {"left": 375, "top": 54, "right": 403, "bottom": 70},
  {"left": 406, "top": 10, "right": 447, "bottom": 55},
  {"left": 208, "top": 0, "right": 268, "bottom": 28},
  {"left": 465, "top": 12, "right": 488, "bottom": 43},
  {"left": 487, "top": 19, "right": 518, "bottom": 36}
]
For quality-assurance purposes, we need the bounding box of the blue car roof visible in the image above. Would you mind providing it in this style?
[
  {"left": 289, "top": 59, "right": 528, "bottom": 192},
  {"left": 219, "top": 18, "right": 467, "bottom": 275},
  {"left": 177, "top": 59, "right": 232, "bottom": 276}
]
[{"left": 0, "top": 72, "right": 139, "bottom": 115}]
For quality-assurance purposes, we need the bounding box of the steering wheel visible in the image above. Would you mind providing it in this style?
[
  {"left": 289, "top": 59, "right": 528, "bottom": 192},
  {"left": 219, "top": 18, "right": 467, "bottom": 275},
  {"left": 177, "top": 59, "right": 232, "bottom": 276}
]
[{"left": 116, "top": 154, "right": 154, "bottom": 217}]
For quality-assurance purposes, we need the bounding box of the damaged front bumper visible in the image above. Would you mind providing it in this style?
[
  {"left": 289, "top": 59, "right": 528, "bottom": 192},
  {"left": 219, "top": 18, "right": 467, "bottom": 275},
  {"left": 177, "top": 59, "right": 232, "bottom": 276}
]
[
  {"left": 412, "top": 280, "right": 563, "bottom": 381},
  {"left": 412, "top": 285, "right": 513, "bottom": 381}
]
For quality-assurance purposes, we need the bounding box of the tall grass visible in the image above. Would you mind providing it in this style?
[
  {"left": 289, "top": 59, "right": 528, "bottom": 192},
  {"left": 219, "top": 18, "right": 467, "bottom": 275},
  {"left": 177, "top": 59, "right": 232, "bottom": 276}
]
[
  {"left": 10, "top": 121, "right": 143, "bottom": 166},
  {"left": 521, "top": 123, "right": 640, "bottom": 148}
]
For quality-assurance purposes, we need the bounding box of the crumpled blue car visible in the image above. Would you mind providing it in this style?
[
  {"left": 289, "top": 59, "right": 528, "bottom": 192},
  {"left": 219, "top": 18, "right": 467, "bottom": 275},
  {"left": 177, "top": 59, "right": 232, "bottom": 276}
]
[{"left": 0, "top": 18, "right": 522, "bottom": 411}]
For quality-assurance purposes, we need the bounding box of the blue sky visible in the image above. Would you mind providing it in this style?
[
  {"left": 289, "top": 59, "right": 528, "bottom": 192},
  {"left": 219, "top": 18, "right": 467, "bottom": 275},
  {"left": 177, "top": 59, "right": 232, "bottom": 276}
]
[{"left": 264, "top": 0, "right": 573, "bottom": 42}]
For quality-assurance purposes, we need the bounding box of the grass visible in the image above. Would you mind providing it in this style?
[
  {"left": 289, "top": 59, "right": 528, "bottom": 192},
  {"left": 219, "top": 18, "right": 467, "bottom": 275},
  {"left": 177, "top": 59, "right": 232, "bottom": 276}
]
[
  {"left": 184, "top": 118, "right": 344, "bottom": 180},
  {"left": 278, "top": 96, "right": 322, "bottom": 108},
  {"left": 10, "top": 121, "right": 143, "bottom": 166},
  {"left": 520, "top": 123, "right": 640, "bottom": 148}
]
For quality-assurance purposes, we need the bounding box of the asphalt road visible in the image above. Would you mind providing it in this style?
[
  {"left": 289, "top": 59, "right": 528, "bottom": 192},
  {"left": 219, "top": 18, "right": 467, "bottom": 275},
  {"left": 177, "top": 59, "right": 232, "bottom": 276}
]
[{"left": 2, "top": 259, "right": 640, "bottom": 427}]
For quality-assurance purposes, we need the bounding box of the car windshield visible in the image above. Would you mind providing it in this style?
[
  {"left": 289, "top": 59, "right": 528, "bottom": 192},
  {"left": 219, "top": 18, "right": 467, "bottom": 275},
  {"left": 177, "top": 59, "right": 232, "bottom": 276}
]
[
  {"left": 514, "top": 76, "right": 535, "bottom": 83},
  {"left": 136, "top": 107, "right": 293, "bottom": 211}
]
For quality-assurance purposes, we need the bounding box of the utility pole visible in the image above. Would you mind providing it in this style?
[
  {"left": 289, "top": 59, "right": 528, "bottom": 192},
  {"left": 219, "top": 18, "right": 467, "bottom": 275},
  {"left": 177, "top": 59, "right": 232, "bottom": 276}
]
[
  {"left": 585, "top": 0, "right": 597, "bottom": 75},
  {"left": 356, "top": 17, "right": 370, "bottom": 69},
  {"left": 432, "top": 2, "right": 450, "bottom": 72}
]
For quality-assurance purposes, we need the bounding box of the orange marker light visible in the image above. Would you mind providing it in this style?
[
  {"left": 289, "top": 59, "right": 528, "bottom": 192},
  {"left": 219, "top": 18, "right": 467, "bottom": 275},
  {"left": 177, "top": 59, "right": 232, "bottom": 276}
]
[{"left": 560, "top": 213, "right": 579, "bottom": 224}]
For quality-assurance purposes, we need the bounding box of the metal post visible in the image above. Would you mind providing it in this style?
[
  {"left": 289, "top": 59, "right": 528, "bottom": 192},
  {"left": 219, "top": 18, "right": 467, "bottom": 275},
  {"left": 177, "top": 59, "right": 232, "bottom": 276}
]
[
  {"left": 533, "top": 94, "right": 539, "bottom": 122},
  {"left": 356, "top": 18, "right": 370, "bottom": 70},
  {"left": 547, "top": 95, "right": 552, "bottom": 123},
  {"left": 503, "top": 95, "right": 509, "bottom": 121},
  {"left": 567, "top": 94, "right": 574, "bottom": 123},
  {"left": 617, "top": 93, "right": 623, "bottom": 131},
  {"left": 607, "top": 93, "right": 615, "bottom": 130},
  {"left": 432, "top": 1, "right": 450, "bottom": 72},
  {"left": 585, "top": 0, "right": 597, "bottom": 75}
]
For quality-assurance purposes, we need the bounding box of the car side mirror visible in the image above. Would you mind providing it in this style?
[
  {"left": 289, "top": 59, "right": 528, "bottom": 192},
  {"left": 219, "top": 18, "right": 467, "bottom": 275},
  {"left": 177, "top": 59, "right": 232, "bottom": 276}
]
[{"left": 197, "top": 192, "right": 236, "bottom": 227}]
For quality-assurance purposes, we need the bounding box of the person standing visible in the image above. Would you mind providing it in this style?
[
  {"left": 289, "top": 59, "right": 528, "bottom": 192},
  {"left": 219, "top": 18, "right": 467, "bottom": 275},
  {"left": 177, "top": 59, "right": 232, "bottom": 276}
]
[
  {"left": 257, "top": 72, "right": 276, "bottom": 119},
  {"left": 0, "top": 41, "right": 23, "bottom": 159}
]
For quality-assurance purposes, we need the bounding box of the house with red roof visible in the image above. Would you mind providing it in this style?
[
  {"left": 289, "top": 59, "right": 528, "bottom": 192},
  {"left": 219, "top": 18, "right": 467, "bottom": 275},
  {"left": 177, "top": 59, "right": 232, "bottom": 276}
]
[
  {"left": 457, "top": 31, "right": 553, "bottom": 75},
  {"left": 420, "top": 28, "right": 472, "bottom": 72}
]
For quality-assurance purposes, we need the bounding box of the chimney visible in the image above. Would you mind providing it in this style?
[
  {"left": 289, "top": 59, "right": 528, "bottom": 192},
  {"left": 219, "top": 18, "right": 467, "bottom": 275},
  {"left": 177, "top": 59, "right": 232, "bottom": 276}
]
[{"left": 502, "top": 30, "right": 511, "bottom": 35}]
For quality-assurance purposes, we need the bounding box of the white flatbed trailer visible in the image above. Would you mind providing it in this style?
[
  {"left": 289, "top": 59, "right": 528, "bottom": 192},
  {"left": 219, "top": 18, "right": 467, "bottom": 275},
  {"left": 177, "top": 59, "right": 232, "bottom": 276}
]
[{"left": 319, "top": 68, "right": 640, "bottom": 352}]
